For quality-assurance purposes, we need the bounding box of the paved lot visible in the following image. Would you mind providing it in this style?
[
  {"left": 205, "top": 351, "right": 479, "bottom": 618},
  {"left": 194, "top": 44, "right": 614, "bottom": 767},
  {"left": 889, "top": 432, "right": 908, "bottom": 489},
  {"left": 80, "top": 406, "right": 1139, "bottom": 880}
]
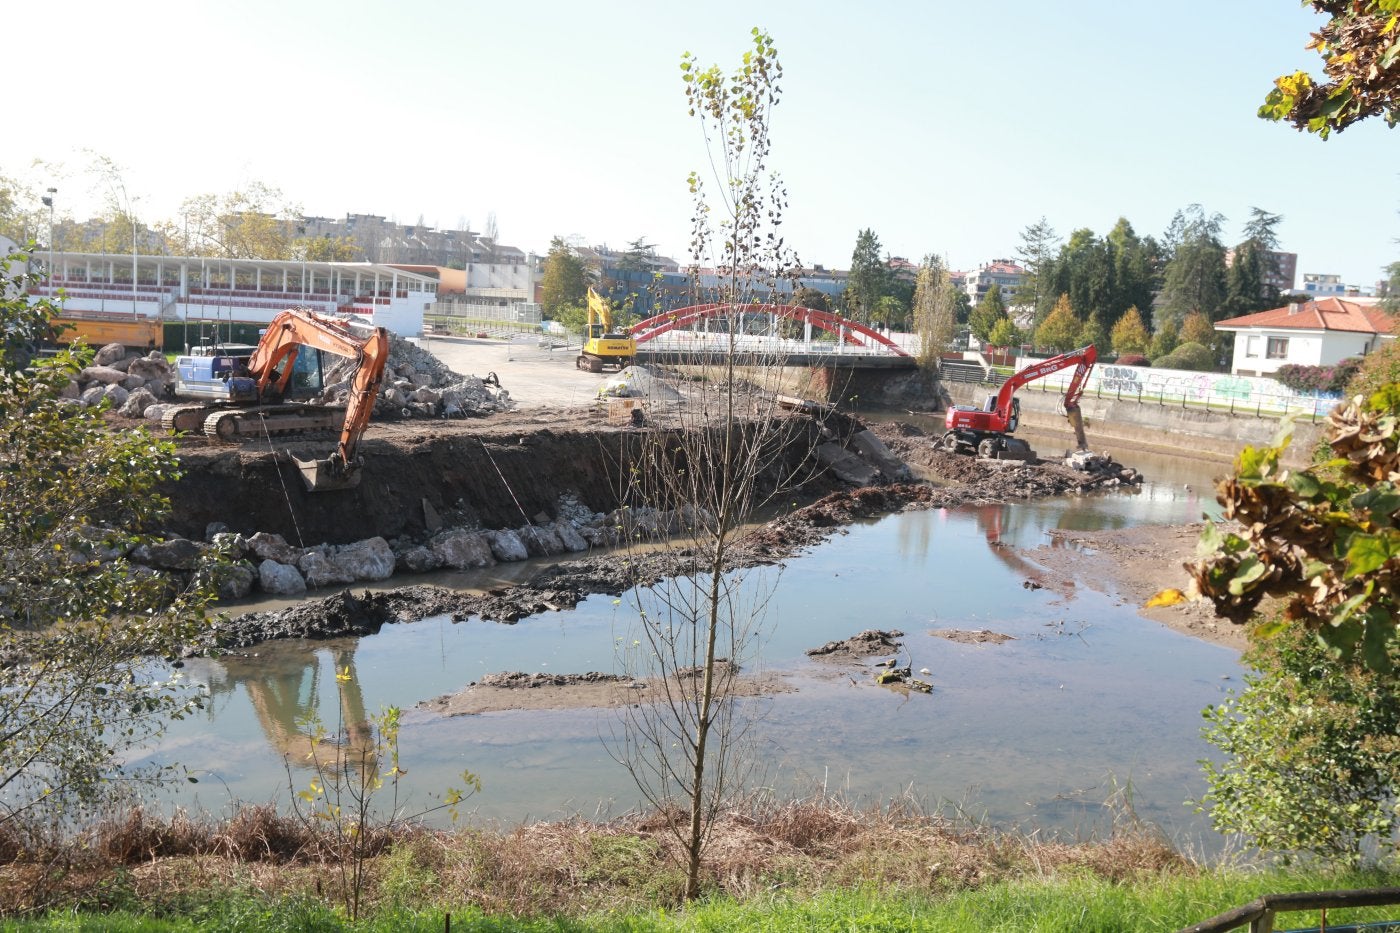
[{"left": 417, "top": 335, "right": 610, "bottom": 409}]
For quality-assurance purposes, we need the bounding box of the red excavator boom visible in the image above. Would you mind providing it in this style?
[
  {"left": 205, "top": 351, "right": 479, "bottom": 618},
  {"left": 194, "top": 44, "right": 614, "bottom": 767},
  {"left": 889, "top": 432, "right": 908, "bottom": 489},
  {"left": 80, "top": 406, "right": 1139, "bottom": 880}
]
[{"left": 941, "top": 345, "right": 1097, "bottom": 458}]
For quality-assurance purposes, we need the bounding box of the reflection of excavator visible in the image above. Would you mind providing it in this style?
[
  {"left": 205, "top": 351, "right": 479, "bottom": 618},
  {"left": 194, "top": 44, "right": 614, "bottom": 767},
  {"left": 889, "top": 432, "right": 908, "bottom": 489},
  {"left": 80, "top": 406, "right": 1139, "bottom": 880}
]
[
  {"left": 163, "top": 309, "right": 390, "bottom": 491},
  {"left": 219, "top": 644, "right": 377, "bottom": 778},
  {"left": 942, "top": 344, "right": 1097, "bottom": 459},
  {"left": 575, "top": 287, "right": 635, "bottom": 373}
]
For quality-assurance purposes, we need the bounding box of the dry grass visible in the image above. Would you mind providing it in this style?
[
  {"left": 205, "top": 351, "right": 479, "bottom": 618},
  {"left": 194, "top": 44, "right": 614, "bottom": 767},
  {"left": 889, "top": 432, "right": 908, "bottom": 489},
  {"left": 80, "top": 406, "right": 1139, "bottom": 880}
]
[{"left": 0, "top": 795, "right": 1194, "bottom": 918}]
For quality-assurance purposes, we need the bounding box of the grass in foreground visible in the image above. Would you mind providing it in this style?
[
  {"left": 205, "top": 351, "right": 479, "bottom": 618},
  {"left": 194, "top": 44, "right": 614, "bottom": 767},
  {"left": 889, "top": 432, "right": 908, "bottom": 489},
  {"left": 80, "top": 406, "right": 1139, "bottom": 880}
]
[
  {"left": 7, "top": 870, "right": 1400, "bottom": 932},
  {"left": 1, "top": 800, "right": 1398, "bottom": 931}
]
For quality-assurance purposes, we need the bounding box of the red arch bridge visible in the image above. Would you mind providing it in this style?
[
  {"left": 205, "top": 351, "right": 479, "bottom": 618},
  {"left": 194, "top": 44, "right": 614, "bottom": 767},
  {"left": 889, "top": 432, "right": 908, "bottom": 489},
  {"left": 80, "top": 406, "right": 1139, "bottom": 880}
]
[{"left": 628, "top": 303, "right": 916, "bottom": 369}]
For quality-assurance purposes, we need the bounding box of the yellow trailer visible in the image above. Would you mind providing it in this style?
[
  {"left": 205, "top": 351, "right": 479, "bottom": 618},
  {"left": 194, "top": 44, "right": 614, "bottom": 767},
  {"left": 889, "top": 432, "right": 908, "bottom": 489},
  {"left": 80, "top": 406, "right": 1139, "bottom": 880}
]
[{"left": 52, "top": 313, "right": 164, "bottom": 351}]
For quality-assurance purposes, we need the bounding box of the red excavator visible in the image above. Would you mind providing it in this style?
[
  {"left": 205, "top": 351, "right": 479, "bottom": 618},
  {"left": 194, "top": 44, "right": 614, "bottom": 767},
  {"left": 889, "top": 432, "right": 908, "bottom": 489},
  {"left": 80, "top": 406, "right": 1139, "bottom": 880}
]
[
  {"left": 941, "top": 344, "right": 1097, "bottom": 459},
  {"left": 163, "top": 309, "right": 390, "bottom": 491}
]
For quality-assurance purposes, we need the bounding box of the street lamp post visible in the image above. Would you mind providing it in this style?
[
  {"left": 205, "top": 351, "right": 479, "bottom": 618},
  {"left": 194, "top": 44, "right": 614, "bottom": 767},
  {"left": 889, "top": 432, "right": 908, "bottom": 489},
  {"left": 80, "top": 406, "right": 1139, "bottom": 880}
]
[
  {"left": 40, "top": 188, "right": 56, "bottom": 288},
  {"left": 131, "top": 198, "right": 139, "bottom": 317}
]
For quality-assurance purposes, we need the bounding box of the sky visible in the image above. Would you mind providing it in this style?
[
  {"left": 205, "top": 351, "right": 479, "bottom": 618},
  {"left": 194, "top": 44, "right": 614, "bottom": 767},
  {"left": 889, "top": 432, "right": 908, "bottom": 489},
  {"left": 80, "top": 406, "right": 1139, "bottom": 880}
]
[{"left": 5, "top": 0, "right": 1397, "bottom": 287}]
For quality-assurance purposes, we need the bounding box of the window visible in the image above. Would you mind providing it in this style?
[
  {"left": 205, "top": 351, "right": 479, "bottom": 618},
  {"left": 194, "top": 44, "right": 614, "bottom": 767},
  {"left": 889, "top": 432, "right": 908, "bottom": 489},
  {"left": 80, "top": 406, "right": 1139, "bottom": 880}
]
[
  {"left": 1266, "top": 337, "right": 1289, "bottom": 360},
  {"left": 1246, "top": 335, "right": 1261, "bottom": 358}
]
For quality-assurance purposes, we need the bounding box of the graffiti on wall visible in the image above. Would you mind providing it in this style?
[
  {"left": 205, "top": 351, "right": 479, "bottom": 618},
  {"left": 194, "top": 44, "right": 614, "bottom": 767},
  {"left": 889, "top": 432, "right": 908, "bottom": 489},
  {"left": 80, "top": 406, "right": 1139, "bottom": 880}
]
[{"left": 1039, "top": 361, "right": 1337, "bottom": 416}]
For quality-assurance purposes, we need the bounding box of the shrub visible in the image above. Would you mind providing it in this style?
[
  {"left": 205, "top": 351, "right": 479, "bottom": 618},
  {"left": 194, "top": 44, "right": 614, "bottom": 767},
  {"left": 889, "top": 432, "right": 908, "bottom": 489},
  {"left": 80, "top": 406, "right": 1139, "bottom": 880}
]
[
  {"left": 1200, "top": 625, "right": 1400, "bottom": 865},
  {"left": 1274, "top": 358, "right": 1361, "bottom": 394},
  {"left": 1114, "top": 354, "right": 1149, "bottom": 367},
  {"left": 1348, "top": 341, "right": 1400, "bottom": 400},
  {"left": 1152, "top": 341, "right": 1215, "bottom": 371}
]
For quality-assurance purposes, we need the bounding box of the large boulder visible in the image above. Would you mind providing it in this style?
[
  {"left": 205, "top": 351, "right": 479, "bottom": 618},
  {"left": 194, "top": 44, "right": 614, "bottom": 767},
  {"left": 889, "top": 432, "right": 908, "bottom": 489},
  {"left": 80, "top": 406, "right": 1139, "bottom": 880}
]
[
  {"left": 79, "top": 385, "right": 107, "bottom": 407},
  {"left": 60, "top": 380, "right": 80, "bottom": 400},
  {"left": 131, "top": 537, "right": 203, "bottom": 571},
  {"left": 553, "top": 522, "right": 589, "bottom": 552},
  {"left": 80, "top": 365, "right": 128, "bottom": 385},
  {"left": 128, "top": 355, "right": 171, "bottom": 384},
  {"left": 93, "top": 343, "right": 128, "bottom": 367},
  {"left": 485, "top": 529, "right": 529, "bottom": 563},
  {"left": 299, "top": 537, "right": 396, "bottom": 587},
  {"left": 118, "top": 387, "right": 158, "bottom": 418},
  {"left": 102, "top": 383, "right": 129, "bottom": 407},
  {"left": 216, "top": 562, "right": 257, "bottom": 600},
  {"left": 518, "top": 524, "right": 565, "bottom": 557},
  {"left": 75, "top": 525, "right": 132, "bottom": 563},
  {"left": 258, "top": 559, "right": 306, "bottom": 596},
  {"left": 298, "top": 548, "right": 356, "bottom": 588},
  {"left": 247, "top": 532, "right": 302, "bottom": 565},
  {"left": 336, "top": 537, "right": 396, "bottom": 580},
  {"left": 430, "top": 530, "right": 496, "bottom": 569},
  {"left": 120, "top": 374, "right": 146, "bottom": 391},
  {"left": 210, "top": 531, "right": 249, "bottom": 559},
  {"left": 399, "top": 546, "right": 443, "bottom": 573}
]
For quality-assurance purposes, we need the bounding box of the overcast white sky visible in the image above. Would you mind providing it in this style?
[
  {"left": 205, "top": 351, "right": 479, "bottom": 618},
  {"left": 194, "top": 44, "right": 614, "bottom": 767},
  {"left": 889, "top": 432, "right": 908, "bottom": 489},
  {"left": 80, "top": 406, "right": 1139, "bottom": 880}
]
[{"left": 6, "top": 0, "right": 1396, "bottom": 286}]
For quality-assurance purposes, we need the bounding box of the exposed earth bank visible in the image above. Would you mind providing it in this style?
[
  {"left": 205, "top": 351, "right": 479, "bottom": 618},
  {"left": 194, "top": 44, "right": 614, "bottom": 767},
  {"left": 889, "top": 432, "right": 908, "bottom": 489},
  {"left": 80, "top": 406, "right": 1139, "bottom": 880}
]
[{"left": 192, "top": 420, "right": 1179, "bottom": 655}]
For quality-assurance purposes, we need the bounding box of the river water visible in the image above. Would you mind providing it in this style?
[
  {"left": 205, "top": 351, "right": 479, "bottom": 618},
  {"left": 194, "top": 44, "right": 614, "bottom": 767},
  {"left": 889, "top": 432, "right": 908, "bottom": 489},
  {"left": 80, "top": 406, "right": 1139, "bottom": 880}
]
[{"left": 144, "top": 436, "right": 1239, "bottom": 849}]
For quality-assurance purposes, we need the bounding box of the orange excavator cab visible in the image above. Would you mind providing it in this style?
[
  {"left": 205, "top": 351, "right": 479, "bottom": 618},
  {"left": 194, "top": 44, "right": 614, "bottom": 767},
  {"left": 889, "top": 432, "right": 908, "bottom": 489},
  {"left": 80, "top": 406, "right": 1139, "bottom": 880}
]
[
  {"left": 245, "top": 310, "right": 390, "bottom": 491},
  {"left": 165, "top": 309, "right": 390, "bottom": 492}
]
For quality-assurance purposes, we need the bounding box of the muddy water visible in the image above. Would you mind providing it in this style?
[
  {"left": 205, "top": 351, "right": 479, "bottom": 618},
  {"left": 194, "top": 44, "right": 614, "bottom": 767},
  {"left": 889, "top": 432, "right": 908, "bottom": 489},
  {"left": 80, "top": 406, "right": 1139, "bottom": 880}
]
[{"left": 145, "top": 447, "right": 1236, "bottom": 848}]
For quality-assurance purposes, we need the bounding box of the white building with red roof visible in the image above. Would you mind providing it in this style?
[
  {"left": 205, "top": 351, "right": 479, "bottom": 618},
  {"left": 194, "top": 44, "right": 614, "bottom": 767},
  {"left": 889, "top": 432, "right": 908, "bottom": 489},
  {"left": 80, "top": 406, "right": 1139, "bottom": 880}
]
[
  {"left": 1214, "top": 297, "right": 1395, "bottom": 377},
  {"left": 962, "top": 259, "right": 1026, "bottom": 305}
]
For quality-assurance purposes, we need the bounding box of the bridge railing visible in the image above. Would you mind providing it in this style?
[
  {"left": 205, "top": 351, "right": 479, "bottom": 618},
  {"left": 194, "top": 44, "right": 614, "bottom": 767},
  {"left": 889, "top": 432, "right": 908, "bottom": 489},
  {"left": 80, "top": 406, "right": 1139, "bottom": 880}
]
[{"left": 639, "top": 332, "right": 896, "bottom": 357}]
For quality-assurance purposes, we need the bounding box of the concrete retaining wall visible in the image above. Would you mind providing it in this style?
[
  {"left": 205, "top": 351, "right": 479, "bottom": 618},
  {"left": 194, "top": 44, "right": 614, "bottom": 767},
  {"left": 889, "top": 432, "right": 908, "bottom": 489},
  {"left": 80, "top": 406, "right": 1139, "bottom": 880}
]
[{"left": 944, "top": 382, "right": 1327, "bottom": 467}]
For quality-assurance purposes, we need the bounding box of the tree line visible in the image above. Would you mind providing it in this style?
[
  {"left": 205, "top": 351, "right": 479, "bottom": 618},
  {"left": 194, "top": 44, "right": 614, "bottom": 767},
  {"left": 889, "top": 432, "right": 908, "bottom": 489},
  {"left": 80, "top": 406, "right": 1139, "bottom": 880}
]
[{"left": 839, "top": 205, "right": 1307, "bottom": 370}]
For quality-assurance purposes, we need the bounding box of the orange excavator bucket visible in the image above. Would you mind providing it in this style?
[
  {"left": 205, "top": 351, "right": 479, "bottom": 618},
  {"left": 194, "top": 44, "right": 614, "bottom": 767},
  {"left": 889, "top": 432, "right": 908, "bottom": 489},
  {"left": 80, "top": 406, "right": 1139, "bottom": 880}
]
[{"left": 292, "top": 451, "right": 361, "bottom": 492}]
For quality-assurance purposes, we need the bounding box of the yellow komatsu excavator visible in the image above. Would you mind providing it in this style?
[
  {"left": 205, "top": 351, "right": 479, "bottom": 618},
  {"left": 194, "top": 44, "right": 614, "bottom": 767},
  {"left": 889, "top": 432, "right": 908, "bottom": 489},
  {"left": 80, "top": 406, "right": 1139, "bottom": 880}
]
[{"left": 575, "top": 287, "right": 635, "bottom": 373}]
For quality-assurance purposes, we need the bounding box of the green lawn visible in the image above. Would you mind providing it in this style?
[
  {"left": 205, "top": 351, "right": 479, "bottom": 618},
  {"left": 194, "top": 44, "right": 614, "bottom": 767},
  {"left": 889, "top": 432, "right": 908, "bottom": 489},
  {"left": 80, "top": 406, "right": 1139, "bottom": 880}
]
[{"left": 7, "top": 868, "right": 1400, "bottom": 933}]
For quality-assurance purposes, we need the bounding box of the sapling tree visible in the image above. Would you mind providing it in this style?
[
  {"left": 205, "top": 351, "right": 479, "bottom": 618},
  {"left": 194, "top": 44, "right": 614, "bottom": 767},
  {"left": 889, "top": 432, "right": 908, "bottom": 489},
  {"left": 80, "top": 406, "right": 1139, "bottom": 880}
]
[{"left": 609, "top": 28, "right": 817, "bottom": 901}]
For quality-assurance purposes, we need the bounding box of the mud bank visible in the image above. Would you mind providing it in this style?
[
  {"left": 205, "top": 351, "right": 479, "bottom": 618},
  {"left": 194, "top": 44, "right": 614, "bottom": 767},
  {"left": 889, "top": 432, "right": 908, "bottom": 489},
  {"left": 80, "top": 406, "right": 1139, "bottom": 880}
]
[
  {"left": 204, "top": 424, "right": 1139, "bottom": 654},
  {"left": 162, "top": 408, "right": 855, "bottom": 546}
]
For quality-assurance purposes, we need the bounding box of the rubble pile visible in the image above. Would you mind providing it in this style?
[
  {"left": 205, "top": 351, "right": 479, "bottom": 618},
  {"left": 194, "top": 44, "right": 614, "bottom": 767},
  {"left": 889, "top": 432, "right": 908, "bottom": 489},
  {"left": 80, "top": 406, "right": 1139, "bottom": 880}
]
[
  {"left": 873, "top": 422, "right": 1144, "bottom": 497},
  {"left": 321, "top": 332, "right": 514, "bottom": 418},
  {"left": 477, "top": 671, "right": 626, "bottom": 689},
  {"left": 59, "top": 343, "right": 175, "bottom": 421},
  {"left": 63, "top": 335, "right": 513, "bottom": 425},
  {"left": 100, "top": 494, "right": 717, "bottom": 601}
]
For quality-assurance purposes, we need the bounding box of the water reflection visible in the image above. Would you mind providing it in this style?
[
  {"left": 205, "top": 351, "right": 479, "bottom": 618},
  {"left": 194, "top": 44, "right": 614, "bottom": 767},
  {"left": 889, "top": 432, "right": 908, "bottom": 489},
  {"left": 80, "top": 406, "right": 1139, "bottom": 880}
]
[
  {"left": 188, "top": 643, "right": 377, "bottom": 777},
  {"left": 151, "top": 449, "right": 1236, "bottom": 840}
]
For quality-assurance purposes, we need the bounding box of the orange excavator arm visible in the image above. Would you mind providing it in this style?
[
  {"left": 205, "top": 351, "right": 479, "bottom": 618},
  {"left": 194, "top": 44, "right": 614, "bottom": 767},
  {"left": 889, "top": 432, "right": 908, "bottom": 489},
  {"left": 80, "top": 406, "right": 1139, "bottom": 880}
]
[{"left": 248, "top": 309, "right": 390, "bottom": 490}]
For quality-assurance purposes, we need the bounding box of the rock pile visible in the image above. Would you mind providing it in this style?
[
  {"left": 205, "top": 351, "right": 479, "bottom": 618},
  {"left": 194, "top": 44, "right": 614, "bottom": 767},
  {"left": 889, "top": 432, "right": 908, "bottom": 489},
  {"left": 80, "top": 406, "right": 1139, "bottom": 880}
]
[
  {"left": 320, "top": 331, "right": 513, "bottom": 418},
  {"left": 106, "top": 493, "right": 715, "bottom": 601},
  {"left": 62, "top": 343, "right": 175, "bottom": 421},
  {"left": 67, "top": 333, "right": 511, "bottom": 425}
]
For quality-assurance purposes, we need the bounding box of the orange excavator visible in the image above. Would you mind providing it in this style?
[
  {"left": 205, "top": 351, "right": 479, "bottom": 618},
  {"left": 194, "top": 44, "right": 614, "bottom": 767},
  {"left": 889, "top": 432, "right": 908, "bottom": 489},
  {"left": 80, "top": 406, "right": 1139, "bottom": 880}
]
[
  {"left": 941, "top": 344, "right": 1097, "bottom": 459},
  {"left": 163, "top": 309, "right": 390, "bottom": 491}
]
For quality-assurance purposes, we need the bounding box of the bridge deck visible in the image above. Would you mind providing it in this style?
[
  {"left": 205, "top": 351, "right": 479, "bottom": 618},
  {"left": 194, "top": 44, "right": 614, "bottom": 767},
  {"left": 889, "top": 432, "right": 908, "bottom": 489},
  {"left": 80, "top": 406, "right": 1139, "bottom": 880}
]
[{"left": 635, "top": 349, "right": 917, "bottom": 369}]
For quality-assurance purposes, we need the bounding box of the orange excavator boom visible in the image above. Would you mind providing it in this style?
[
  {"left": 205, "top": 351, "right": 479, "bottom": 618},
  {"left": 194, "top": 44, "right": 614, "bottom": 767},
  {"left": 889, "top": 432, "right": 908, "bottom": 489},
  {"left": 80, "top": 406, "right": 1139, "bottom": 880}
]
[{"left": 247, "top": 309, "right": 390, "bottom": 491}]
